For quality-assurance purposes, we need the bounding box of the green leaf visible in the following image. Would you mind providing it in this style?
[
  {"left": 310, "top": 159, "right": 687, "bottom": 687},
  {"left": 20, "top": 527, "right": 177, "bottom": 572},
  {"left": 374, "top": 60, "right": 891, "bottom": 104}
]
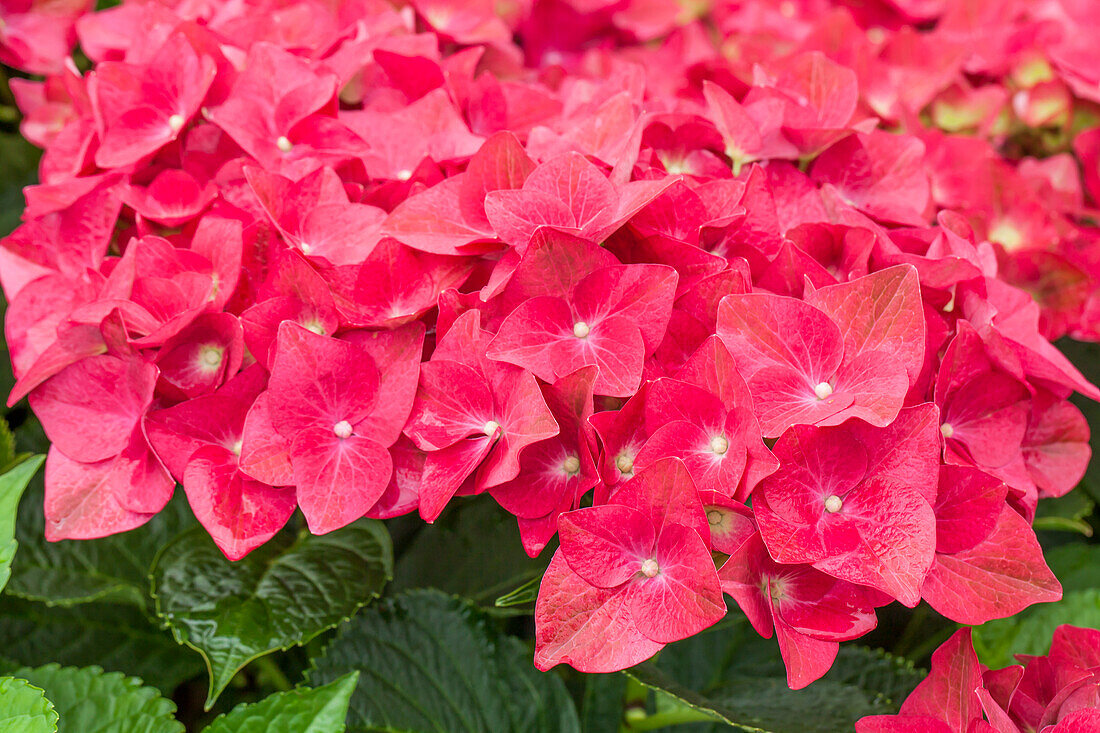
[
  {"left": 0, "top": 131, "right": 40, "bottom": 239},
  {"left": 309, "top": 589, "right": 581, "bottom": 733},
  {"left": 623, "top": 619, "right": 923, "bottom": 733},
  {"left": 1033, "top": 490, "right": 1094, "bottom": 536},
  {"left": 580, "top": 674, "right": 627, "bottom": 733},
  {"left": 0, "top": 676, "right": 58, "bottom": 733},
  {"left": 394, "top": 496, "right": 549, "bottom": 606},
  {"left": 972, "top": 589, "right": 1100, "bottom": 669},
  {"left": 1045, "top": 542, "right": 1100, "bottom": 592},
  {"left": 0, "top": 417, "right": 17, "bottom": 473},
  {"left": 494, "top": 576, "right": 540, "bottom": 609},
  {"left": 0, "top": 454, "right": 43, "bottom": 595},
  {"left": 8, "top": 489, "right": 195, "bottom": 608},
  {"left": 2, "top": 664, "right": 183, "bottom": 733},
  {"left": 152, "top": 519, "right": 392, "bottom": 709},
  {"left": 202, "top": 673, "right": 359, "bottom": 733},
  {"left": 0, "top": 598, "right": 203, "bottom": 694}
]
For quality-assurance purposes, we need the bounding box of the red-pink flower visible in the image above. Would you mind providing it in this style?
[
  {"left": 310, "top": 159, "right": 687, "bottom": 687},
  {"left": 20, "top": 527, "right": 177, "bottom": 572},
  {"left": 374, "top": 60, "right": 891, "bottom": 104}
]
[
  {"left": 534, "top": 458, "right": 725, "bottom": 672},
  {"left": 752, "top": 407, "right": 940, "bottom": 606},
  {"left": 90, "top": 32, "right": 216, "bottom": 168},
  {"left": 715, "top": 499, "right": 878, "bottom": 690},
  {"left": 404, "top": 310, "right": 558, "bottom": 521},
  {"left": 717, "top": 265, "right": 923, "bottom": 437},
  {"left": 487, "top": 233, "right": 678, "bottom": 396}
]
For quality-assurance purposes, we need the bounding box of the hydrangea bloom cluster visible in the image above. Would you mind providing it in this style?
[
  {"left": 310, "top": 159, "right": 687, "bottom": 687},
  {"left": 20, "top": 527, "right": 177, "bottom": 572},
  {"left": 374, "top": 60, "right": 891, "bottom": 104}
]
[
  {"left": 858, "top": 626, "right": 1100, "bottom": 733},
  {"left": 4, "top": 0, "right": 1100, "bottom": 690}
]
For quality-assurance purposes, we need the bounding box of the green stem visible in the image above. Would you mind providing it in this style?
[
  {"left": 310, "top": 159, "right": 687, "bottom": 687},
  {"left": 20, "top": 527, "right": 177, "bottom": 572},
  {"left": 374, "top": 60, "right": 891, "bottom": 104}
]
[
  {"left": 907, "top": 625, "right": 960, "bottom": 664},
  {"left": 619, "top": 676, "right": 650, "bottom": 733},
  {"left": 253, "top": 655, "right": 292, "bottom": 691},
  {"left": 892, "top": 604, "right": 929, "bottom": 658},
  {"left": 625, "top": 708, "right": 720, "bottom": 730},
  {"left": 0, "top": 67, "right": 14, "bottom": 109}
]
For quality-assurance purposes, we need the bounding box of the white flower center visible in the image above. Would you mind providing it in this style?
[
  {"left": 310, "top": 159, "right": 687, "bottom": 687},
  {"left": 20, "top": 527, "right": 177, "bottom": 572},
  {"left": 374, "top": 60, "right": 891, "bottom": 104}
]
[
  {"left": 940, "top": 423, "right": 954, "bottom": 439},
  {"left": 573, "top": 321, "right": 591, "bottom": 339},
  {"left": 483, "top": 420, "right": 501, "bottom": 437},
  {"left": 640, "top": 559, "right": 660, "bottom": 578},
  {"left": 276, "top": 136, "right": 293, "bottom": 153},
  {"left": 562, "top": 455, "right": 580, "bottom": 475},
  {"left": 814, "top": 382, "right": 834, "bottom": 400},
  {"left": 709, "top": 435, "right": 729, "bottom": 455},
  {"left": 333, "top": 420, "right": 353, "bottom": 439},
  {"left": 615, "top": 453, "right": 634, "bottom": 474},
  {"left": 824, "top": 495, "right": 843, "bottom": 513},
  {"left": 396, "top": 169, "right": 412, "bottom": 181},
  {"left": 168, "top": 114, "right": 185, "bottom": 132},
  {"left": 199, "top": 345, "right": 223, "bottom": 369},
  {"left": 303, "top": 320, "right": 326, "bottom": 335}
]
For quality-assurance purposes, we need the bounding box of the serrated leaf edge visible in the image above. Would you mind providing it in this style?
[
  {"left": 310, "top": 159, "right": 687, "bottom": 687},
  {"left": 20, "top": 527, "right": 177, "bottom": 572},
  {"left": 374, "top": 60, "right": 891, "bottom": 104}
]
[
  {"left": 0, "top": 675, "right": 59, "bottom": 732},
  {"left": 149, "top": 522, "right": 394, "bottom": 709}
]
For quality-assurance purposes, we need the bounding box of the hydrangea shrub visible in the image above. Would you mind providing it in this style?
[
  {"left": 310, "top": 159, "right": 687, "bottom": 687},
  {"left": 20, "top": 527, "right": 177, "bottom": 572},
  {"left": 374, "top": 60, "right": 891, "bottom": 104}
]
[{"left": 2, "top": 0, "right": 1100, "bottom": 729}]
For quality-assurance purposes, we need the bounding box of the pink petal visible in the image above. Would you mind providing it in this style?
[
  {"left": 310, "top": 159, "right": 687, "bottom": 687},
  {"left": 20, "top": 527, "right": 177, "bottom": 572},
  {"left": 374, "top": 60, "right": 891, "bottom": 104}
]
[
  {"left": 933, "top": 465, "right": 1007, "bottom": 554},
  {"left": 774, "top": 616, "right": 840, "bottom": 690},
  {"left": 1022, "top": 396, "right": 1091, "bottom": 498},
  {"left": 366, "top": 437, "right": 424, "bottom": 520},
  {"left": 459, "top": 130, "right": 535, "bottom": 229},
  {"left": 404, "top": 360, "right": 494, "bottom": 451},
  {"left": 631, "top": 523, "right": 725, "bottom": 644},
  {"left": 805, "top": 265, "right": 925, "bottom": 384},
  {"left": 534, "top": 552, "right": 662, "bottom": 673},
  {"left": 383, "top": 177, "right": 493, "bottom": 254},
  {"left": 550, "top": 314, "right": 646, "bottom": 398},
  {"left": 290, "top": 428, "right": 393, "bottom": 534},
  {"left": 748, "top": 364, "right": 854, "bottom": 438},
  {"left": 559, "top": 505, "right": 655, "bottom": 588},
  {"left": 486, "top": 296, "right": 574, "bottom": 384},
  {"left": 344, "top": 322, "right": 425, "bottom": 446},
  {"left": 419, "top": 437, "right": 494, "bottom": 522},
  {"left": 922, "top": 505, "right": 1061, "bottom": 625},
  {"left": 268, "top": 322, "right": 380, "bottom": 436},
  {"left": 183, "top": 445, "right": 296, "bottom": 560},
  {"left": 238, "top": 392, "right": 295, "bottom": 486},
  {"left": 610, "top": 457, "right": 710, "bottom": 542},
  {"left": 476, "top": 361, "right": 560, "bottom": 489},
  {"left": 573, "top": 264, "right": 678, "bottom": 352},
  {"left": 850, "top": 402, "right": 942, "bottom": 504},
  {"left": 898, "top": 629, "right": 984, "bottom": 730},
  {"left": 30, "top": 354, "right": 158, "bottom": 464},
  {"left": 812, "top": 476, "right": 936, "bottom": 607},
  {"left": 717, "top": 292, "right": 843, "bottom": 383},
  {"left": 44, "top": 434, "right": 172, "bottom": 541}
]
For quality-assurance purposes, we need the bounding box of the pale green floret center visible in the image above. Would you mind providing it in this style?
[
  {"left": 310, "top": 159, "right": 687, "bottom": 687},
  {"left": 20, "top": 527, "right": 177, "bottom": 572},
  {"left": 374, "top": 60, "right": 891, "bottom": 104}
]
[
  {"left": 168, "top": 114, "right": 185, "bottom": 132},
  {"left": 562, "top": 455, "right": 581, "bottom": 475},
  {"left": 988, "top": 220, "right": 1024, "bottom": 251},
  {"left": 640, "top": 559, "right": 659, "bottom": 578},
  {"left": 710, "top": 435, "right": 729, "bottom": 455},
  {"left": 334, "top": 420, "right": 353, "bottom": 439},
  {"left": 276, "top": 136, "right": 293, "bottom": 153},
  {"left": 483, "top": 420, "right": 501, "bottom": 438},
  {"left": 941, "top": 423, "right": 955, "bottom": 439},
  {"left": 824, "top": 495, "right": 843, "bottom": 513},
  {"left": 573, "top": 321, "right": 591, "bottom": 339},
  {"left": 199, "top": 345, "right": 224, "bottom": 369},
  {"left": 814, "top": 382, "right": 833, "bottom": 400}
]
